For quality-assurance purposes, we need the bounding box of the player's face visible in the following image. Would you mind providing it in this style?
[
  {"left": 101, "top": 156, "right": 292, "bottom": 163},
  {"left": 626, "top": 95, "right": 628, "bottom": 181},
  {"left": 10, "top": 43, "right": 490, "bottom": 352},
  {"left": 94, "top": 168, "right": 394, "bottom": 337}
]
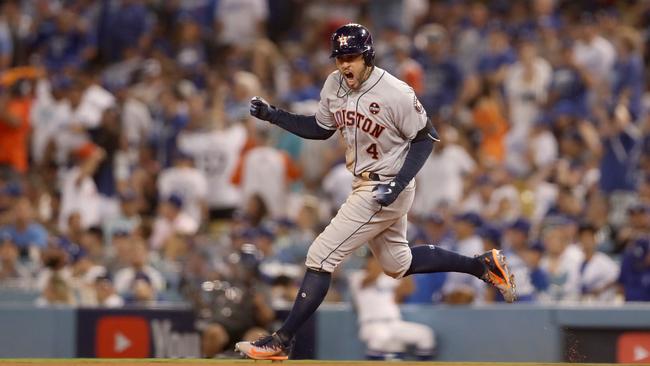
[{"left": 335, "top": 53, "right": 367, "bottom": 90}]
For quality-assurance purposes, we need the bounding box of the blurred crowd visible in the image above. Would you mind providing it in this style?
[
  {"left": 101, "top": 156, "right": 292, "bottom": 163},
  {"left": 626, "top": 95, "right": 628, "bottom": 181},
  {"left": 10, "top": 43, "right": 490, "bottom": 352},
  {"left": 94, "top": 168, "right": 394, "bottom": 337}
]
[{"left": 1, "top": 0, "right": 650, "bottom": 352}]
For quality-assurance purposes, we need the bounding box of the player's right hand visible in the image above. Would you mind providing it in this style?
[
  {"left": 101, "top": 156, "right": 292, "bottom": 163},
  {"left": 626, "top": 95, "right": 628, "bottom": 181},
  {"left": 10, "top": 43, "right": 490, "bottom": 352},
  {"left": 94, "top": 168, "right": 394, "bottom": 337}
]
[{"left": 250, "top": 96, "right": 275, "bottom": 122}]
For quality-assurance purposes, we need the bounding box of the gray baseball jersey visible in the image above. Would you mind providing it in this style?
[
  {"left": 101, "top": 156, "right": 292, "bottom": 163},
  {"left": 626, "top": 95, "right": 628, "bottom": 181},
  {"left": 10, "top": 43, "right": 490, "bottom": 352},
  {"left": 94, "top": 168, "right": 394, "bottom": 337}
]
[
  {"left": 306, "top": 67, "right": 429, "bottom": 277},
  {"left": 315, "top": 67, "right": 428, "bottom": 185}
]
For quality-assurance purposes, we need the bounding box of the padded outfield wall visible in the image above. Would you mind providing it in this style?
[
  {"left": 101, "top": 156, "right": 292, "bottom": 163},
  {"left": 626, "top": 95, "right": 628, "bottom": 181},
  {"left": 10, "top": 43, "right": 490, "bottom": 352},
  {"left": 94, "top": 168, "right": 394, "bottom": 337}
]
[{"left": 0, "top": 304, "right": 650, "bottom": 362}]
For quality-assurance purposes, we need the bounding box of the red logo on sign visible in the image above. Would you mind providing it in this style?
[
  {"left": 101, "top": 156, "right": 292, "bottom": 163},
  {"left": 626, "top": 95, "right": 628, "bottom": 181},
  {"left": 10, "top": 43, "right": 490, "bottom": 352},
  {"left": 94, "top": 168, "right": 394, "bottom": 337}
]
[
  {"left": 96, "top": 316, "right": 150, "bottom": 358},
  {"left": 617, "top": 332, "right": 650, "bottom": 363}
]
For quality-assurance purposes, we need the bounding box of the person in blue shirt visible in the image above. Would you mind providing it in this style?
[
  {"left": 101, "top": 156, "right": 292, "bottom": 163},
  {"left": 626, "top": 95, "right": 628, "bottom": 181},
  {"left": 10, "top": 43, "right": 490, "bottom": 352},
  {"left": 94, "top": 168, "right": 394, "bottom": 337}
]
[
  {"left": 611, "top": 30, "right": 644, "bottom": 122},
  {"left": 501, "top": 218, "right": 547, "bottom": 302},
  {"left": 415, "top": 24, "right": 463, "bottom": 121},
  {"left": 282, "top": 58, "right": 320, "bottom": 105},
  {"left": 476, "top": 25, "right": 516, "bottom": 83},
  {"left": 0, "top": 196, "right": 48, "bottom": 260},
  {"left": 101, "top": 0, "right": 154, "bottom": 62},
  {"left": 597, "top": 106, "right": 642, "bottom": 194},
  {"left": 618, "top": 236, "right": 650, "bottom": 301},
  {"left": 404, "top": 213, "right": 453, "bottom": 304},
  {"left": 35, "top": 9, "right": 97, "bottom": 72},
  {"left": 547, "top": 41, "right": 593, "bottom": 125}
]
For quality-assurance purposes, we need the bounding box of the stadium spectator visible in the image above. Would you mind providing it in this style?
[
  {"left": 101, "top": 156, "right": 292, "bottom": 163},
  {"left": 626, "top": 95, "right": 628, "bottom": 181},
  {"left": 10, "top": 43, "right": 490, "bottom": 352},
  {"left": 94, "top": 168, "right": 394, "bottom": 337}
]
[
  {"left": 412, "top": 125, "right": 476, "bottom": 217},
  {"left": 539, "top": 221, "right": 583, "bottom": 302},
  {"left": 441, "top": 212, "right": 486, "bottom": 304},
  {"left": 415, "top": 24, "right": 463, "bottom": 121},
  {"left": 58, "top": 142, "right": 104, "bottom": 233},
  {"left": 502, "top": 218, "right": 547, "bottom": 302},
  {"left": 469, "top": 80, "right": 510, "bottom": 165},
  {"left": 214, "top": 0, "right": 268, "bottom": 48},
  {"left": 349, "top": 254, "right": 436, "bottom": 360},
  {"left": 618, "top": 236, "right": 650, "bottom": 302},
  {"left": 576, "top": 223, "right": 620, "bottom": 303},
  {"left": 0, "top": 78, "right": 32, "bottom": 174},
  {"left": 177, "top": 92, "right": 247, "bottom": 220},
  {"left": 150, "top": 194, "right": 198, "bottom": 251},
  {"left": 114, "top": 240, "right": 165, "bottom": 295},
  {"left": 504, "top": 36, "right": 552, "bottom": 176},
  {"left": 0, "top": 233, "right": 32, "bottom": 288},
  {"left": 94, "top": 274, "right": 124, "bottom": 308},
  {"left": 0, "top": 196, "right": 48, "bottom": 260},
  {"left": 232, "top": 124, "right": 301, "bottom": 219},
  {"left": 0, "top": 0, "right": 649, "bottom": 312},
  {"left": 157, "top": 151, "right": 208, "bottom": 223},
  {"left": 197, "top": 245, "right": 274, "bottom": 358}
]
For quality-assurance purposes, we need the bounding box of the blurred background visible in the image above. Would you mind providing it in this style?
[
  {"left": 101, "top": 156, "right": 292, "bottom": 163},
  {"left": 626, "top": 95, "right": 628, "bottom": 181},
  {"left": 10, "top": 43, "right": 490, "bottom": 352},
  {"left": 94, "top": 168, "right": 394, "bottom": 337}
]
[{"left": 0, "top": 0, "right": 649, "bottom": 362}]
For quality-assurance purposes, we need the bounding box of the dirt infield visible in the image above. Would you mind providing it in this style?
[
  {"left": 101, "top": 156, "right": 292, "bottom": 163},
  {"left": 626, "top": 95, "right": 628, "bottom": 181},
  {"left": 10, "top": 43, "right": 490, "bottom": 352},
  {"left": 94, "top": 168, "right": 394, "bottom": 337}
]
[{"left": 0, "top": 360, "right": 611, "bottom": 366}]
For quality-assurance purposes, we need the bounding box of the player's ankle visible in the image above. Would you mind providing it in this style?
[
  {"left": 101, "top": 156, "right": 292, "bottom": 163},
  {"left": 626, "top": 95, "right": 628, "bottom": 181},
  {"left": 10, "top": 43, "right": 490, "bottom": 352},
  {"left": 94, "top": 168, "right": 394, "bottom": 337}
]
[{"left": 274, "top": 331, "right": 292, "bottom": 347}]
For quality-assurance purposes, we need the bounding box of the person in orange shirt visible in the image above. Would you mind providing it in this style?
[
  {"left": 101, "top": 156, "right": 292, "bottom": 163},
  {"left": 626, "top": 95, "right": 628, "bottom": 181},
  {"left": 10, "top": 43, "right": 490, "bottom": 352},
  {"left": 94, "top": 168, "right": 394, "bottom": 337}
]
[
  {"left": 0, "top": 79, "right": 32, "bottom": 174},
  {"left": 470, "top": 81, "right": 509, "bottom": 165}
]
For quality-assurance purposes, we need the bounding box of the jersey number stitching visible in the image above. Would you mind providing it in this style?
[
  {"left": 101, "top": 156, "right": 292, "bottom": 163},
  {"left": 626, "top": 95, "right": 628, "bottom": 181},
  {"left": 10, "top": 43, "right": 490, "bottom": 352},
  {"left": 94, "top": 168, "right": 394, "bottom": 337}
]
[{"left": 366, "top": 143, "right": 379, "bottom": 160}]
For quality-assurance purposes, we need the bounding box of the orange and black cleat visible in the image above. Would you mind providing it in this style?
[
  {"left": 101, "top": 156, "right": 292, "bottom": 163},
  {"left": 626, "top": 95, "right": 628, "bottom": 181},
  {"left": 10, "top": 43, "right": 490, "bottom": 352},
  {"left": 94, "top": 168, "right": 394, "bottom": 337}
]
[
  {"left": 235, "top": 333, "right": 289, "bottom": 361},
  {"left": 477, "top": 249, "right": 517, "bottom": 303}
]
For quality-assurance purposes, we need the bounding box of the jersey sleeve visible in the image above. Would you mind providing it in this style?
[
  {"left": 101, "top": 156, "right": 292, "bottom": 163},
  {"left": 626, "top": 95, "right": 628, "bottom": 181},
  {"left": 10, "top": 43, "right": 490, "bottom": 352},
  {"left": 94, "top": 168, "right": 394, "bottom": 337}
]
[
  {"left": 314, "top": 72, "right": 339, "bottom": 131},
  {"left": 391, "top": 84, "right": 428, "bottom": 140}
]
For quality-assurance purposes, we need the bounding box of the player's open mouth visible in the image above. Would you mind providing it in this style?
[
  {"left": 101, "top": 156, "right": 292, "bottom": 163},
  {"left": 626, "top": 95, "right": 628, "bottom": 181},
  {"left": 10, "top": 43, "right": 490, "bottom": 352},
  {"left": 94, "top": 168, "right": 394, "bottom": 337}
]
[{"left": 344, "top": 71, "right": 354, "bottom": 80}]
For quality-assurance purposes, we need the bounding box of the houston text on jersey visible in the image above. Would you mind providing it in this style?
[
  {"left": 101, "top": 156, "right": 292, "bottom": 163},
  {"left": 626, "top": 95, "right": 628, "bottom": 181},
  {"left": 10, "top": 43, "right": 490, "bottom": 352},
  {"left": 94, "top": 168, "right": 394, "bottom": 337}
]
[{"left": 333, "top": 109, "right": 386, "bottom": 138}]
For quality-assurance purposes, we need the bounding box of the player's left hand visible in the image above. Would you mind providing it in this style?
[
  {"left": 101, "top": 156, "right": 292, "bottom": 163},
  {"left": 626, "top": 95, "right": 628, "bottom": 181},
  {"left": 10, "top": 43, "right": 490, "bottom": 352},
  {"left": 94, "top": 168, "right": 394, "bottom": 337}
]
[{"left": 372, "top": 180, "right": 404, "bottom": 207}]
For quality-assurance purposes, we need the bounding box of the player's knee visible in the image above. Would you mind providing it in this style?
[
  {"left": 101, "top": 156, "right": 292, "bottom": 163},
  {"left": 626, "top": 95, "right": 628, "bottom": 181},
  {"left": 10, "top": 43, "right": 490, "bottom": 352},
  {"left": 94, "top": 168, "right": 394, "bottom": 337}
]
[
  {"left": 384, "top": 270, "right": 402, "bottom": 279},
  {"left": 305, "top": 247, "right": 336, "bottom": 272},
  {"left": 378, "top": 250, "right": 412, "bottom": 279},
  {"left": 383, "top": 259, "right": 411, "bottom": 279}
]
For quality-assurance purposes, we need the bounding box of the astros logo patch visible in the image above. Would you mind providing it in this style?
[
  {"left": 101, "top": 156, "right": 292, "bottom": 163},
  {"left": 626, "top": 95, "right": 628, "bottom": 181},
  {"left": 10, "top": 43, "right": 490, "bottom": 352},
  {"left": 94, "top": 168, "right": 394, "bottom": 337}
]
[
  {"left": 369, "top": 102, "right": 381, "bottom": 114},
  {"left": 337, "top": 35, "right": 351, "bottom": 47}
]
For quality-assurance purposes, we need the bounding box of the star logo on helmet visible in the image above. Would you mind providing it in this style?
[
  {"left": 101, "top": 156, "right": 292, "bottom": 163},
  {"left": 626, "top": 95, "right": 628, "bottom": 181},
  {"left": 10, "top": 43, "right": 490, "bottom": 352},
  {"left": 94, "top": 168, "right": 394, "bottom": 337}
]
[{"left": 337, "top": 35, "right": 351, "bottom": 47}]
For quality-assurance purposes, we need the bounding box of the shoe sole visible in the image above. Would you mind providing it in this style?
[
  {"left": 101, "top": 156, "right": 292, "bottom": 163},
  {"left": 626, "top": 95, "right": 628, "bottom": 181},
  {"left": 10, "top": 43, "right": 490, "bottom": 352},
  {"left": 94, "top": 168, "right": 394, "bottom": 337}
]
[
  {"left": 235, "top": 344, "right": 288, "bottom": 361},
  {"left": 491, "top": 249, "right": 517, "bottom": 303}
]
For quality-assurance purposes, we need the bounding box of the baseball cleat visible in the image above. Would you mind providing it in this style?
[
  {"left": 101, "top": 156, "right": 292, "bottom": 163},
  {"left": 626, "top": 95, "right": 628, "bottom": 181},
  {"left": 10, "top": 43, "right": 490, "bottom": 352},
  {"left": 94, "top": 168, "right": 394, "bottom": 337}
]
[
  {"left": 235, "top": 333, "right": 289, "bottom": 361},
  {"left": 477, "top": 249, "right": 517, "bottom": 303}
]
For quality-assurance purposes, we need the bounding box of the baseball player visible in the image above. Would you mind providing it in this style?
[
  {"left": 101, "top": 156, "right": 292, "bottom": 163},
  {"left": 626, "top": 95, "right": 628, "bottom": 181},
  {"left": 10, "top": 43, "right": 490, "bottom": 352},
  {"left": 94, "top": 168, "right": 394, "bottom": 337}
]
[
  {"left": 349, "top": 254, "right": 435, "bottom": 360},
  {"left": 236, "top": 23, "right": 516, "bottom": 361}
]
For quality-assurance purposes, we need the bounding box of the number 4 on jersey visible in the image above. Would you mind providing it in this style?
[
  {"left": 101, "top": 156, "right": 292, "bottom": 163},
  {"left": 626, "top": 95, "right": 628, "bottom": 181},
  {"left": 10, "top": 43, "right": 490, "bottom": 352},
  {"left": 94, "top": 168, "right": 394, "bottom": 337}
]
[{"left": 366, "top": 143, "right": 379, "bottom": 159}]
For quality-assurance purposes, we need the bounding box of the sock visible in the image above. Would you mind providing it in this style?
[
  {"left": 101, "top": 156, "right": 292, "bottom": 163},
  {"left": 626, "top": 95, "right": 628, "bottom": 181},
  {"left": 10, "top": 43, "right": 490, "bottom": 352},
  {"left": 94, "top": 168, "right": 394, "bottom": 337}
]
[
  {"left": 276, "top": 268, "right": 331, "bottom": 345},
  {"left": 404, "top": 245, "right": 485, "bottom": 278}
]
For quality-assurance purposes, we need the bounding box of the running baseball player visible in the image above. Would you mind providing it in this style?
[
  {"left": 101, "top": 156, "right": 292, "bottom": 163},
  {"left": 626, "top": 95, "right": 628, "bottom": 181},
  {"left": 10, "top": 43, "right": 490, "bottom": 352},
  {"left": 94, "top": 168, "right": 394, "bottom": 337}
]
[{"left": 236, "top": 23, "right": 516, "bottom": 361}]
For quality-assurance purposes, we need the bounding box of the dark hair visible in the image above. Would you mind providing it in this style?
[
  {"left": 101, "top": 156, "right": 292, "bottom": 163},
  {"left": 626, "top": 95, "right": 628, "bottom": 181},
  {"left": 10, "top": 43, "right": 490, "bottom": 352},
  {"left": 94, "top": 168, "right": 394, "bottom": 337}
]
[{"left": 578, "top": 222, "right": 597, "bottom": 234}]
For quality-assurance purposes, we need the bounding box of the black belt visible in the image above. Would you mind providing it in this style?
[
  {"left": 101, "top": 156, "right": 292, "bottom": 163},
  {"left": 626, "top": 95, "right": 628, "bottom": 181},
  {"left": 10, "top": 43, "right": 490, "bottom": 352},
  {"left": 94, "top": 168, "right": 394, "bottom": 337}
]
[{"left": 359, "top": 172, "right": 381, "bottom": 181}]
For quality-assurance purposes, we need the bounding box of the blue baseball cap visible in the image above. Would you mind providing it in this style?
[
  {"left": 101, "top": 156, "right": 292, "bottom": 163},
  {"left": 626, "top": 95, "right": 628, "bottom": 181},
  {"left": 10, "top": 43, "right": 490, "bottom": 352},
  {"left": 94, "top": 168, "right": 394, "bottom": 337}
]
[
  {"left": 1, "top": 182, "right": 22, "bottom": 197},
  {"left": 167, "top": 193, "right": 184, "bottom": 209},
  {"left": 508, "top": 218, "right": 531, "bottom": 234},
  {"left": 530, "top": 239, "right": 545, "bottom": 253},
  {"left": 479, "top": 225, "right": 502, "bottom": 246},
  {"left": 455, "top": 212, "right": 483, "bottom": 227}
]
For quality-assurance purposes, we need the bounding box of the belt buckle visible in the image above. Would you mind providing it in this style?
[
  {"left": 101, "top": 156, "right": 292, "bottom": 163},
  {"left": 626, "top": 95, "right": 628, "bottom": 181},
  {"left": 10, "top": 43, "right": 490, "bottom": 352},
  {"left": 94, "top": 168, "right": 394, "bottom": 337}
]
[{"left": 361, "top": 172, "right": 380, "bottom": 181}]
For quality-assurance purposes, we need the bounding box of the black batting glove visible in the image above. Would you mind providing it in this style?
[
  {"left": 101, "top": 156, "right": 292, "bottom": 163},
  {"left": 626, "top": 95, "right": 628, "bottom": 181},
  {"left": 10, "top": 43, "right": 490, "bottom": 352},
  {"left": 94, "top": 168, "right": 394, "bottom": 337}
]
[
  {"left": 250, "top": 96, "right": 277, "bottom": 122},
  {"left": 372, "top": 180, "right": 405, "bottom": 207}
]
